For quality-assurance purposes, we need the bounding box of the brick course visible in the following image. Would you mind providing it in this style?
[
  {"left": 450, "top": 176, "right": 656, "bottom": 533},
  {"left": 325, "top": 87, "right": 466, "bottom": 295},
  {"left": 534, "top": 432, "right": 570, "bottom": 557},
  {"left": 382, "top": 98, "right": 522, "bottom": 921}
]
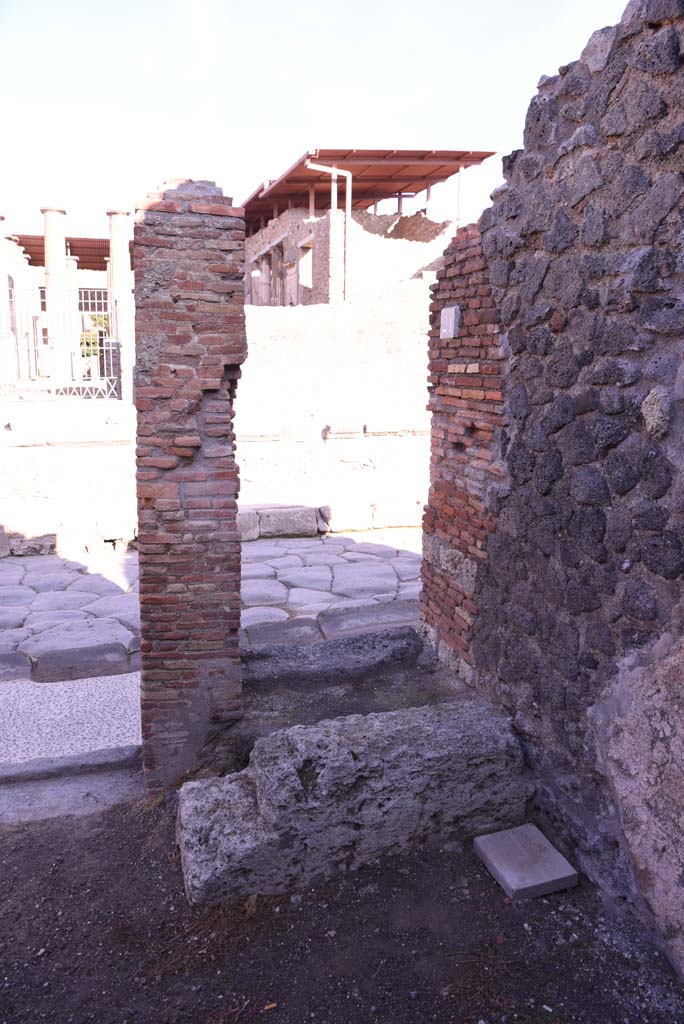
[
  {"left": 134, "top": 180, "right": 247, "bottom": 790},
  {"left": 420, "top": 225, "right": 506, "bottom": 677}
]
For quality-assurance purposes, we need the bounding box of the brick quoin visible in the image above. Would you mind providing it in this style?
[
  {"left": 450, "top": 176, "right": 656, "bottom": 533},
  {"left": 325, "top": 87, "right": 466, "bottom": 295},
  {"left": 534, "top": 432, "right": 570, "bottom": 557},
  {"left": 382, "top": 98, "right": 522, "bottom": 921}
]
[
  {"left": 420, "top": 225, "right": 506, "bottom": 677},
  {"left": 134, "top": 179, "right": 247, "bottom": 791}
]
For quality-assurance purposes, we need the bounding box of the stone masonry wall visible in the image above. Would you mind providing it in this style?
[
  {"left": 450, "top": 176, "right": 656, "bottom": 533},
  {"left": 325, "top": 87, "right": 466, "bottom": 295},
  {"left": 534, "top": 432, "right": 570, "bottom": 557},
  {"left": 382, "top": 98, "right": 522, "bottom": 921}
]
[
  {"left": 134, "top": 180, "right": 247, "bottom": 791},
  {"left": 422, "top": 1, "right": 684, "bottom": 971}
]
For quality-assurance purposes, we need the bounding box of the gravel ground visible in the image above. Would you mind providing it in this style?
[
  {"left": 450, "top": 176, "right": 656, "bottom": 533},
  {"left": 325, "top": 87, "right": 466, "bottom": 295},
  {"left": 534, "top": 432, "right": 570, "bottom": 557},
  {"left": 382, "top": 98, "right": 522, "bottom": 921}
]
[{"left": 1, "top": 797, "right": 682, "bottom": 1024}]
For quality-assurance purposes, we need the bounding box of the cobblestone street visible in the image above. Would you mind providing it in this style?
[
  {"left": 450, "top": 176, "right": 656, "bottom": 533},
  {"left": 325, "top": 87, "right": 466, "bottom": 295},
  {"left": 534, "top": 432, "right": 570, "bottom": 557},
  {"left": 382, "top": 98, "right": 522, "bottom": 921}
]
[
  {"left": 0, "top": 529, "right": 421, "bottom": 684},
  {"left": 0, "top": 530, "right": 422, "bottom": 773}
]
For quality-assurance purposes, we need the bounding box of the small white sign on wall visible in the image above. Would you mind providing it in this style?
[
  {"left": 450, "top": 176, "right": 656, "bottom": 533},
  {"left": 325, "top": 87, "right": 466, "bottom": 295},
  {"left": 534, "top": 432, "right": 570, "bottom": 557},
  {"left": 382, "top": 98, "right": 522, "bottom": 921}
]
[{"left": 440, "top": 305, "right": 461, "bottom": 339}]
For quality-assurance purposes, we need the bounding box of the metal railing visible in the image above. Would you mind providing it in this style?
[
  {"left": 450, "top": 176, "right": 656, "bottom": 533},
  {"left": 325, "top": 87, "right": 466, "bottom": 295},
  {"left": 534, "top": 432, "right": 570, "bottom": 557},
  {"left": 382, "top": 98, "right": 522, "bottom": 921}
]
[{"left": 0, "top": 287, "right": 122, "bottom": 400}]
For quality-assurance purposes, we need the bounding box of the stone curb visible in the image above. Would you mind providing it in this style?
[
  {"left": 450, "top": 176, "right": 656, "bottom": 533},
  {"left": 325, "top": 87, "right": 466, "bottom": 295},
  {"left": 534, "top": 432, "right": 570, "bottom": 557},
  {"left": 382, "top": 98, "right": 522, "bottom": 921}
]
[
  {"left": 0, "top": 744, "right": 142, "bottom": 785},
  {"left": 240, "top": 600, "right": 420, "bottom": 647},
  {"left": 241, "top": 626, "right": 423, "bottom": 687},
  {"left": 238, "top": 504, "right": 325, "bottom": 541},
  {"left": 237, "top": 503, "right": 423, "bottom": 540}
]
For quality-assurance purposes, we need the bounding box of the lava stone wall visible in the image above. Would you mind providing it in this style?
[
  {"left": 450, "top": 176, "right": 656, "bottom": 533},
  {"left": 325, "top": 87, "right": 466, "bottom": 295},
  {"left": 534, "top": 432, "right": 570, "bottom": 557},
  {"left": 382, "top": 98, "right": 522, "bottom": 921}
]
[
  {"left": 422, "top": 0, "right": 684, "bottom": 967},
  {"left": 134, "top": 180, "right": 247, "bottom": 791}
]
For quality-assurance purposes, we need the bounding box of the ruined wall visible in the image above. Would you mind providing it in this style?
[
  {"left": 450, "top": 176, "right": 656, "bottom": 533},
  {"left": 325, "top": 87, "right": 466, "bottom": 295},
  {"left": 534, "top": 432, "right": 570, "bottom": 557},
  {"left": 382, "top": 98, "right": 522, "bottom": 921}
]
[
  {"left": 422, "top": 1, "right": 684, "bottom": 971},
  {"left": 134, "top": 180, "right": 247, "bottom": 790},
  {"left": 245, "top": 208, "right": 452, "bottom": 306},
  {"left": 245, "top": 209, "right": 330, "bottom": 305}
]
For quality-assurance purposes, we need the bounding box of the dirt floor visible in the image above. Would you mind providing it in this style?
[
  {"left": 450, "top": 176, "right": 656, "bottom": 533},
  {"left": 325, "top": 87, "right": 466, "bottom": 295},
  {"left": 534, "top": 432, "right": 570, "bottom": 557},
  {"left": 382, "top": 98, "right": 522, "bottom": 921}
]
[{"left": 1, "top": 796, "right": 683, "bottom": 1024}]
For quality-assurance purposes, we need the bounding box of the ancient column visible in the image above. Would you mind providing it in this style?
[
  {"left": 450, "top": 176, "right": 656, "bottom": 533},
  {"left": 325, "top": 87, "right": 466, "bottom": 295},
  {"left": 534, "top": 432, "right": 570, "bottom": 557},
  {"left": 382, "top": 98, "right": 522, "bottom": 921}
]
[
  {"left": 107, "top": 210, "right": 134, "bottom": 402},
  {"left": 134, "top": 179, "right": 247, "bottom": 790},
  {"left": 41, "top": 207, "right": 71, "bottom": 384},
  {"left": 65, "top": 252, "right": 82, "bottom": 381}
]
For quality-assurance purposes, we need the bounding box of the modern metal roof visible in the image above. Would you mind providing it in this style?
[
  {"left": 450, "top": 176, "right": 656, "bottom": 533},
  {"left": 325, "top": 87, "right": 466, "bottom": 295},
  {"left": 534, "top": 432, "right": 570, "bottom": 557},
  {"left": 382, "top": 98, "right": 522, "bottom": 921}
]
[
  {"left": 242, "top": 148, "right": 495, "bottom": 231},
  {"left": 11, "top": 235, "right": 134, "bottom": 272}
]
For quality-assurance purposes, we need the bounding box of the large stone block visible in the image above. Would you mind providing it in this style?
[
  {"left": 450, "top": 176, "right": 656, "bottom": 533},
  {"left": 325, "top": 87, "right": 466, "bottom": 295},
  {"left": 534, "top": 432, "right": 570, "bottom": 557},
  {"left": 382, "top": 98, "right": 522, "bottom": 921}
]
[
  {"left": 19, "top": 617, "right": 136, "bottom": 681},
  {"left": 257, "top": 505, "right": 318, "bottom": 538},
  {"left": 177, "top": 699, "right": 528, "bottom": 905}
]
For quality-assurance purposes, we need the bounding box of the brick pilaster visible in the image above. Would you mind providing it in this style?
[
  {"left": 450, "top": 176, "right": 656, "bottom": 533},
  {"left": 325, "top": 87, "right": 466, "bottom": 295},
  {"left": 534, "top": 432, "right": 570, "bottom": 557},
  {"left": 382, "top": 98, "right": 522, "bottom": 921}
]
[
  {"left": 134, "top": 179, "right": 247, "bottom": 790},
  {"left": 420, "top": 225, "right": 506, "bottom": 675}
]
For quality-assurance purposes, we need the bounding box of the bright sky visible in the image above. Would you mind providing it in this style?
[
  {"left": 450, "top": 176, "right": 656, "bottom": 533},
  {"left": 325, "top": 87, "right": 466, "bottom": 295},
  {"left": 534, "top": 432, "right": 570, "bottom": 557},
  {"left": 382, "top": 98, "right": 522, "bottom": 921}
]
[{"left": 1, "top": 0, "right": 626, "bottom": 238}]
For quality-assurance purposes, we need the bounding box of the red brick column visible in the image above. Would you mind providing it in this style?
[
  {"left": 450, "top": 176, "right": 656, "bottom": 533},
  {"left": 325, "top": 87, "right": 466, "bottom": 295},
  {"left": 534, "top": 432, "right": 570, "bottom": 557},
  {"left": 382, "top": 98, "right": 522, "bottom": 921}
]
[
  {"left": 420, "top": 225, "right": 505, "bottom": 678},
  {"left": 134, "top": 179, "right": 247, "bottom": 790}
]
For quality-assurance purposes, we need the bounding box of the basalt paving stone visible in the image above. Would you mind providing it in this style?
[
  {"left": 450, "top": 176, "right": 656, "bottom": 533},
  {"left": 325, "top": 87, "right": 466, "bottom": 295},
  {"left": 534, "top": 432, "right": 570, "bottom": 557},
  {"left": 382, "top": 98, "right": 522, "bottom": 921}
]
[
  {"left": 319, "top": 600, "right": 420, "bottom": 640},
  {"left": 0, "top": 587, "right": 36, "bottom": 607},
  {"left": 23, "top": 610, "right": 93, "bottom": 633},
  {"left": 2, "top": 555, "right": 64, "bottom": 570},
  {"left": 241, "top": 563, "right": 275, "bottom": 580},
  {"left": 241, "top": 542, "right": 283, "bottom": 562},
  {"left": 342, "top": 552, "right": 386, "bottom": 563},
  {"left": 398, "top": 581, "right": 422, "bottom": 600},
  {"left": 244, "top": 538, "right": 287, "bottom": 550},
  {"left": 265, "top": 555, "right": 304, "bottom": 570},
  {"left": 66, "top": 576, "right": 124, "bottom": 597},
  {"left": 302, "top": 552, "right": 346, "bottom": 566},
  {"left": 392, "top": 556, "right": 423, "bottom": 581},
  {"left": 0, "top": 607, "right": 29, "bottom": 630},
  {"left": 331, "top": 563, "right": 398, "bottom": 599},
  {"left": 18, "top": 618, "right": 136, "bottom": 656},
  {"left": 278, "top": 538, "right": 326, "bottom": 550},
  {"left": 62, "top": 560, "right": 89, "bottom": 572},
  {"left": 21, "top": 571, "right": 82, "bottom": 593},
  {"left": 32, "top": 591, "right": 95, "bottom": 613},
  {"left": 19, "top": 618, "right": 136, "bottom": 682},
  {"left": 0, "top": 629, "right": 31, "bottom": 653},
  {"left": 83, "top": 595, "right": 141, "bottom": 632},
  {"left": 0, "top": 568, "right": 26, "bottom": 586},
  {"left": 295, "top": 605, "right": 338, "bottom": 618},
  {"left": 278, "top": 566, "right": 332, "bottom": 591},
  {"left": 244, "top": 617, "right": 324, "bottom": 646},
  {"left": 241, "top": 607, "right": 289, "bottom": 629},
  {"left": 243, "top": 548, "right": 289, "bottom": 564},
  {"left": 350, "top": 543, "right": 399, "bottom": 557},
  {"left": 241, "top": 579, "right": 289, "bottom": 606},
  {"left": 327, "top": 597, "right": 383, "bottom": 611},
  {"left": 286, "top": 588, "right": 335, "bottom": 608}
]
